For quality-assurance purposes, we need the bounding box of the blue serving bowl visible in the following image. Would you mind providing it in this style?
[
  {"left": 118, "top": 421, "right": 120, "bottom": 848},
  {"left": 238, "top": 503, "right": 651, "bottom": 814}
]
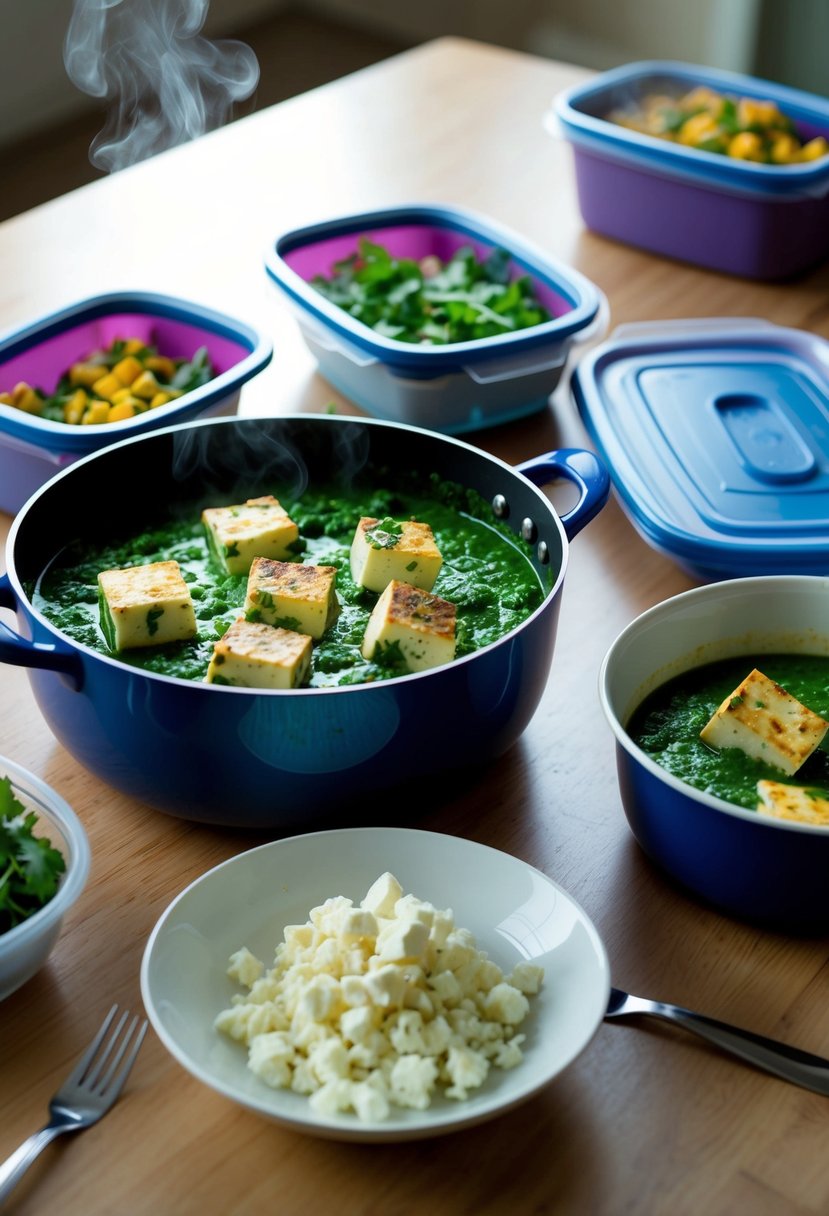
[
  {"left": 0, "top": 291, "right": 272, "bottom": 513},
  {"left": 600, "top": 575, "right": 829, "bottom": 932}
]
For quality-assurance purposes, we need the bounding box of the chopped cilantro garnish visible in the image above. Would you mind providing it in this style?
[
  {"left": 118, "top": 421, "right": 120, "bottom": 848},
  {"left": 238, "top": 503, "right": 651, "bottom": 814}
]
[
  {"left": 146, "top": 607, "right": 164, "bottom": 636},
  {"left": 0, "top": 777, "right": 66, "bottom": 934},
  {"left": 365, "top": 517, "right": 403, "bottom": 550},
  {"left": 310, "top": 239, "right": 551, "bottom": 346}
]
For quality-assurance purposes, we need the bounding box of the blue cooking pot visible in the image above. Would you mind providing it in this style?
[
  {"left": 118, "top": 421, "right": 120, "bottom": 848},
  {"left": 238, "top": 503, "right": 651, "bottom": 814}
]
[{"left": 1, "top": 415, "right": 608, "bottom": 829}]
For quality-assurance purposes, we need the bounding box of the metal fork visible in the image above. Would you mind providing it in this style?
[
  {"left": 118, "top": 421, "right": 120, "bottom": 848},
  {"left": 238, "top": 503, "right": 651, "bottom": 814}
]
[
  {"left": 0, "top": 1005, "right": 148, "bottom": 1204},
  {"left": 606, "top": 986, "right": 829, "bottom": 1097}
]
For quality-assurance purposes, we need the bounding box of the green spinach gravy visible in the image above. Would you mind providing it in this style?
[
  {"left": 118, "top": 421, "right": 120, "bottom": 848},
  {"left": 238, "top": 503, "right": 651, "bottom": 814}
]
[
  {"left": 627, "top": 654, "right": 829, "bottom": 810},
  {"left": 33, "top": 479, "right": 549, "bottom": 688}
]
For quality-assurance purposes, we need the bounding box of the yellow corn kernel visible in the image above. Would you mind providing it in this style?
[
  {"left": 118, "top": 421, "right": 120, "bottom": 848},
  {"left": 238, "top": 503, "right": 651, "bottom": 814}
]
[
  {"left": 111, "top": 386, "right": 135, "bottom": 402},
  {"left": 769, "top": 133, "right": 799, "bottom": 163},
  {"left": 91, "top": 372, "right": 123, "bottom": 401},
  {"left": 728, "top": 131, "right": 764, "bottom": 160},
  {"left": 69, "top": 361, "right": 107, "bottom": 388},
  {"left": 12, "top": 384, "right": 43, "bottom": 415},
  {"left": 800, "top": 136, "right": 829, "bottom": 162},
  {"left": 130, "top": 369, "right": 160, "bottom": 400},
  {"left": 149, "top": 392, "right": 172, "bottom": 408},
  {"left": 63, "top": 389, "right": 88, "bottom": 424},
  {"left": 112, "top": 354, "right": 143, "bottom": 386},
  {"left": 82, "top": 399, "right": 111, "bottom": 424},
  {"left": 108, "top": 399, "right": 138, "bottom": 421},
  {"left": 681, "top": 86, "right": 722, "bottom": 114},
  {"left": 678, "top": 112, "right": 721, "bottom": 146},
  {"left": 121, "top": 338, "right": 146, "bottom": 355},
  {"left": 0, "top": 391, "right": 13, "bottom": 405},
  {"left": 737, "top": 97, "right": 783, "bottom": 129},
  {"left": 145, "top": 355, "right": 176, "bottom": 382}
]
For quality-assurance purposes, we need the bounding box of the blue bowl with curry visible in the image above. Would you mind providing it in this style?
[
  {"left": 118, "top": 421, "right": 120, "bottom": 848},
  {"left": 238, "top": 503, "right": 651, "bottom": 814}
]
[{"left": 600, "top": 575, "right": 829, "bottom": 933}]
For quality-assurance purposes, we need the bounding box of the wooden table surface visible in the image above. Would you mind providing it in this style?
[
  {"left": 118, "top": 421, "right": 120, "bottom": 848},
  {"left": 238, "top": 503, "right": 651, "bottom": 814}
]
[{"left": 1, "top": 37, "right": 828, "bottom": 1216}]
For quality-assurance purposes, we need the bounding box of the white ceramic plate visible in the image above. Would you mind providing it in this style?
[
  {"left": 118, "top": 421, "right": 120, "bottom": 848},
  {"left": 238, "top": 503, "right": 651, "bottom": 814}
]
[{"left": 140, "top": 827, "right": 610, "bottom": 1142}]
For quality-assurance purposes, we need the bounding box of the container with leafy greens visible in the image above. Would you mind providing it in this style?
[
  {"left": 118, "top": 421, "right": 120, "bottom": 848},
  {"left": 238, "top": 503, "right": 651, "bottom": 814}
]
[
  {"left": 265, "top": 204, "right": 603, "bottom": 435},
  {"left": 0, "top": 757, "right": 91, "bottom": 1000}
]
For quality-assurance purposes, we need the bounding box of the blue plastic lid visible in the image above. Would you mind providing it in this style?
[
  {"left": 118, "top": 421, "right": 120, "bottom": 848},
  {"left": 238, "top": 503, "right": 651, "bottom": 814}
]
[{"left": 571, "top": 318, "right": 829, "bottom": 579}]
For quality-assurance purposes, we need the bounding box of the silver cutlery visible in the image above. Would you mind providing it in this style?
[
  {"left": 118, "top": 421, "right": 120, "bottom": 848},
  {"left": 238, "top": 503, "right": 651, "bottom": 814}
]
[
  {"left": 606, "top": 986, "right": 829, "bottom": 1097},
  {"left": 0, "top": 1005, "right": 148, "bottom": 1204}
]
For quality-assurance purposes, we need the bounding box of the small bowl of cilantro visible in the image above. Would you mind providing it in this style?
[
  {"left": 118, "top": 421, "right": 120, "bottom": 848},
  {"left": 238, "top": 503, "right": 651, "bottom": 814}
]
[
  {"left": 265, "top": 204, "right": 603, "bottom": 435},
  {"left": 0, "top": 756, "right": 90, "bottom": 1001}
]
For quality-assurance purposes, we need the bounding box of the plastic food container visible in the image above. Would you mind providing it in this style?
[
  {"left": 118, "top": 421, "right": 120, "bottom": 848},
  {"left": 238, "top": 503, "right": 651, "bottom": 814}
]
[
  {"left": 552, "top": 61, "right": 829, "bottom": 279},
  {"left": 265, "top": 204, "right": 604, "bottom": 435},
  {"left": 571, "top": 317, "right": 829, "bottom": 581},
  {"left": 0, "top": 291, "right": 273, "bottom": 514},
  {"left": 0, "top": 754, "right": 90, "bottom": 1000}
]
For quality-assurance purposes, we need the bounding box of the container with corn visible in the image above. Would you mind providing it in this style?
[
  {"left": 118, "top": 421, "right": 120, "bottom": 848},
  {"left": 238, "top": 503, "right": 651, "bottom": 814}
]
[{"left": 0, "top": 291, "right": 271, "bottom": 513}]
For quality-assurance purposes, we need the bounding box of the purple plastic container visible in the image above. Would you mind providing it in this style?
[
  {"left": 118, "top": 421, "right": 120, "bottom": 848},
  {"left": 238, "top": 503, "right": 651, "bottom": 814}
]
[
  {"left": 553, "top": 61, "right": 829, "bottom": 280},
  {"left": 0, "top": 291, "right": 272, "bottom": 514},
  {"left": 265, "top": 204, "right": 604, "bottom": 434}
]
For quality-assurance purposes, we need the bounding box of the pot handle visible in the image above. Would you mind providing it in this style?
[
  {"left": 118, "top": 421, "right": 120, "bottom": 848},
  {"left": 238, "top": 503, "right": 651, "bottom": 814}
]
[
  {"left": 0, "top": 572, "right": 83, "bottom": 688},
  {"left": 516, "top": 447, "right": 610, "bottom": 541}
]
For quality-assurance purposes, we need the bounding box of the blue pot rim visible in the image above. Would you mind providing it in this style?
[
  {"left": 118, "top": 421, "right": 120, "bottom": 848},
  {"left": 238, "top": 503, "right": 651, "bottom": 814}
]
[{"left": 6, "top": 412, "right": 571, "bottom": 695}]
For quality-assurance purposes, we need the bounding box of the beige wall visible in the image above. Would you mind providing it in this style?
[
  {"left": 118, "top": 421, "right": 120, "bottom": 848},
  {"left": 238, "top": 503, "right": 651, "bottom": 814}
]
[{"left": 0, "top": 0, "right": 774, "bottom": 153}]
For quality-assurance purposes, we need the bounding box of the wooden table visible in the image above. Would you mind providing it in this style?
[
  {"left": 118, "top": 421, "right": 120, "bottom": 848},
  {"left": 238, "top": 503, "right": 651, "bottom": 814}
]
[{"left": 1, "top": 37, "right": 828, "bottom": 1216}]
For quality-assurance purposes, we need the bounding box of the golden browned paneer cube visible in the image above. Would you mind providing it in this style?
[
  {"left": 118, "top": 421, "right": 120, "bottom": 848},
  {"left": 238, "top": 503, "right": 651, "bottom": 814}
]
[
  {"left": 97, "top": 560, "right": 197, "bottom": 651},
  {"left": 699, "top": 668, "right": 829, "bottom": 776},
  {"left": 756, "top": 780, "right": 829, "bottom": 826},
  {"left": 350, "top": 516, "right": 442, "bottom": 594},
  {"left": 202, "top": 495, "right": 300, "bottom": 576},
  {"left": 245, "top": 559, "right": 339, "bottom": 640},
  {"left": 205, "top": 618, "right": 312, "bottom": 689},
  {"left": 361, "top": 579, "right": 456, "bottom": 673}
]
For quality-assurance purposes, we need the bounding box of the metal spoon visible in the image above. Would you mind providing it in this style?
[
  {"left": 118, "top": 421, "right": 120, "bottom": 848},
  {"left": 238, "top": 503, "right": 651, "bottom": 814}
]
[{"left": 606, "top": 986, "right": 829, "bottom": 1097}]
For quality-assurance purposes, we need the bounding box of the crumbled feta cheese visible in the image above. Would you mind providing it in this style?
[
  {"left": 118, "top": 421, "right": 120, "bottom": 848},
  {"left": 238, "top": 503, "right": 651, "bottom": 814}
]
[{"left": 215, "top": 873, "right": 543, "bottom": 1122}]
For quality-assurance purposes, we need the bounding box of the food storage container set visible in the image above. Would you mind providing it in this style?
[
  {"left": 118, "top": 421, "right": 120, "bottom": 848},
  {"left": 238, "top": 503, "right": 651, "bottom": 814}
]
[{"left": 3, "top": 56, "right": 829, "bottom": 968}]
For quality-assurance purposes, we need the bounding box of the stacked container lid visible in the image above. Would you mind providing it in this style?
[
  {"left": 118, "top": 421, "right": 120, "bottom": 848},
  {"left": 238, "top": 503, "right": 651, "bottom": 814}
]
[{"left": 571, "top": 318, "right": 829, "bottom": 580}]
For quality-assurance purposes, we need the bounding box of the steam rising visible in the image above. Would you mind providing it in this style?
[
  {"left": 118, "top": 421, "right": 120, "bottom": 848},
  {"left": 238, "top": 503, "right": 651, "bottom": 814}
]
[{"left": 64, "top": 0, "right": 259, "bottom": 173}]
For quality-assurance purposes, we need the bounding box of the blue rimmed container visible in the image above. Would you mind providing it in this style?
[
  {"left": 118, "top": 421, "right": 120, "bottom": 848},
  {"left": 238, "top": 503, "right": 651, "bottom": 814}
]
[
  {"left": 265, "top": 204, "right": 605, "bottom": 435},
  {"left": 572, "top": 317, "right": 829, "bottom": 581},
  {"left": 0, "top": 291, "right": 273, "bottom": 514},
  {"left": 552, "top": 61, "right": 829, "bottom": 279}
]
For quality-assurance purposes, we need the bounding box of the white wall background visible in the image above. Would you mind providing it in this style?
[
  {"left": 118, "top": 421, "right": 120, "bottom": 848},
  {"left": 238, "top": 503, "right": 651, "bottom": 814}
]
[{"left": 0, "top": 0, "right": 801, "bottom": 155}]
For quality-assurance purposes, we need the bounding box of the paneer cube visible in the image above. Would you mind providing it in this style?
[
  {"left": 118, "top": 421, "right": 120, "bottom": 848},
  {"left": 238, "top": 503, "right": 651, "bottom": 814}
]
[
  {"left": 361, "top": 580, "right": 455, "bottom": 673},
  {"left": 97, "top": 560, "right": 197, "bottom": 651},
  {"left": 202, "top": 495, "right": 299, "bottom": 576},
  {"left": 245, "top": 558, "right": 339, "bottom": 640},
  {"left": 350, "top": 516, "right": 442, "bottom": 594},
  {"left": 204, "top": 617, "right": 311, "bottom": 689},
  {"left": 699, "top": 668, "right": 829, "bottom": 776},
  {"left": 757, "top": 780, "right": 829, "bottom": 826}
]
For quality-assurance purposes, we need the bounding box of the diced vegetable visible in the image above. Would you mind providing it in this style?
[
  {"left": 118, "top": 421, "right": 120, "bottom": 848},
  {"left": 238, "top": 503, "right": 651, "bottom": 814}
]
[
  {"left": 1, "top": 336, "right": 216, "bottom": 426},
  {"left": 609, "top": 86, "right": 829, "bottom": 164}
]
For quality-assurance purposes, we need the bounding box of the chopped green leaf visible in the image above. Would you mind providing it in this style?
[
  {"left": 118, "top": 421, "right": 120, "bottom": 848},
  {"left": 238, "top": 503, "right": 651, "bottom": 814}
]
[{"left": 0, "top": 776, "right": 66, "bottom": 935}]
